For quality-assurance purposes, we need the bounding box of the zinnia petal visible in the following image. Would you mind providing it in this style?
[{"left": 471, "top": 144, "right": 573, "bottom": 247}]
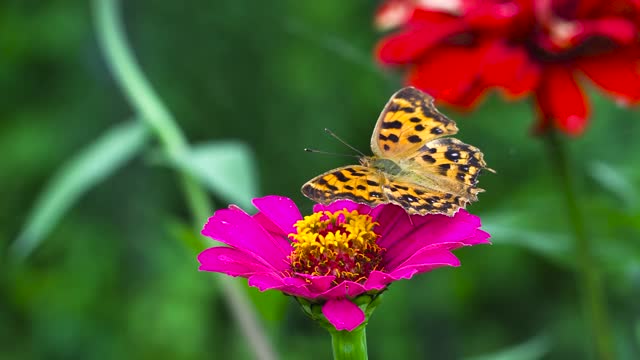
[
  {"left": 481, "top": 41, "right": 541, "bottom": 98},
  {"left": 377, "top": 18, "right": 466, "bottom": 64},
  {"left": 296, "top": 274, "right": 336, "bottom": 293},
  {"left": 407, "top": 43, "right": 490, "bottom": 108},
  {"left": 378, "top": 209, "right": 485, "bottom": 270},
  {"left": 391, "top": 246, "right": 462, "bottom": 274},
  {"left": 246, "top": 273, "right": 288, "bottom": 291},
  {"left": 198, "top": 247, "right": 276, "bottom": 276},
  {"left": 574, "top": 0, "right": 605, "bottom": 17},
  {"left": 247, "top": 273, "right": 312, "bottom": 297},
  {"left": 570, "top": 18, "right": 637, "bottom": 46},
  {"left": 577, "top": 50, "right": 640, "bottom": 104},
  {"left": 365, "top": 249, "right": 461, "bottom": 285},
  {"left": 386, "top": 243, "right": 462, "bottom": 275},
  {"left": 252, "top": 195, "right": 302, "bottom": 236},
  {"left": 363, "top": 270, "right": 396, "bottom": 289},
  {"left": 322, "top": 299, "right": 366, "bottom": 331},
  {"left": 202, "top": 205, "right": 291, "bottom": 271},
  {"left": 464, "top": 1, "right": 520, "bottom": 30},
  {"left": 320, "top": 281, "right": 367, "bottom": 299},
  {"left": 374, "top": 0, "right": 415, "bottom": 30},
  {"left": 465, "top": 229, "right": 492, "bottom": 245},
  {"left": 535, "top": 65, "right": 589, "bottom": 135}
]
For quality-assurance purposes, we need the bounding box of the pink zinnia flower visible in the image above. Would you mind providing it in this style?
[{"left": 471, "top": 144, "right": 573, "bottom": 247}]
[
  {"left": 198, "top": 195, "right": 489, "bottom": 331},
  {"left": 375, "top": 0, "right": 640, "bottom": 135}
]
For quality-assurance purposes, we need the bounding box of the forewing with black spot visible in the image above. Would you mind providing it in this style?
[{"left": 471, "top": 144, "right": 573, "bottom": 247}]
[
  {"left": 383, "top": 180, "right": 466, "bottom": 216},
  {"left": 407, "top": 138, "right": 494, "bottom": 201},
  {"left": 301, "top": 166, "right": 388, "bottom": 206},
  {"left": 371, "top": 87, "right": 458, "bottom": 158}
]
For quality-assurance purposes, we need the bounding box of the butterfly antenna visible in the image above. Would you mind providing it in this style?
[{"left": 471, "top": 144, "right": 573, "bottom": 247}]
[
  {"left": 324, "top": 128, "right": 367, "bottom": 157},
  {"left": 407, "top": 212, "right": 414, "bottom": 226},
  {"left": 304, "top": 148, "right": 360, "bottom": 158}
]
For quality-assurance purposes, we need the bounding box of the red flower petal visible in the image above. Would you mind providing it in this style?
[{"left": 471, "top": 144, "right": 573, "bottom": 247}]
[
  {"left": 375, "top": 0, "right": 414, "bottom": 30},
  {"left": 481, "top": 41, "right": 541, "bottom": 98},
  {"left": 576, "top": 0, "right": 640, "bottom": 18},
  {"left": 408, "top": 8, "right": 461, "bottom": 24},
  {"left": 464, "top": 1, "right": 520, "bottom": 30},
  {"left": 571, "top": 18, "right": 637, "bottom": 46},
  {"left": 407, "top": 43, "right": 490, "bottom": 108},
  {"left": 577, "top": 49, "right": 640, "bottom": 104},
  {"left": 574, "top": 0, "right": 606, "bottom": 17},
  {"left": 535, "top": 65, "right": 590, "bottom": 135},
  {"left": 453, "top": 82, "right": 490, "bottom": 108},
  {"left": 376, "top": 19, "right": 466, "bottom": 64},
  {"left": 375, "top": 2, "right": 459, "bottom": 30}
]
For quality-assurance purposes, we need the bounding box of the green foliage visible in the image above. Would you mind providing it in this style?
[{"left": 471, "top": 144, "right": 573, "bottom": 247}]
[
  {"left": 10, "top": 121, "right": 148, "bottom": 260},
  {"left": 465, "top": 335, "right": 550, "bottom": 360},
  {"left": 170, "top": 141, "right": 258, "bottom": 209}
]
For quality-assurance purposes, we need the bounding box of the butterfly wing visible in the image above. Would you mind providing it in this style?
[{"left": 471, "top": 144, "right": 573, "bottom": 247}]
[
  {"left": 303, "top": 86, "right": 492, "bottom": 216},
  {"left": 382, "top": 179, "right": 467, "bottom": 216},
  {"left": 301, "top": 165, "right": 388, "bottom": 206},
  {"left": 401, "top": 138, "right": 494, "bottom": 205},
  {"left": 371, "top": 87, "right": 458, "bottom": 159}
]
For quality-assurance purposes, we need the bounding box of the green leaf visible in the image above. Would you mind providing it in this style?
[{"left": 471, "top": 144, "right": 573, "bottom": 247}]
[
  {"left": 588, "top": 161, "right": 638, "bottom": 211},
  {"left": 10, "top": 120, "right": 149, "bottom": 260},
  {"left": 482, "top": 214, "right": 572, "bottom": 266},
  {"left": 465, "top": 334, "right": 551, "bottom": 360},
  {"left": 483, "top": 213, "right": 640, "bottom": 277},
  {"left": 170, "top": 141, "right": 258, "bottom": 209}
]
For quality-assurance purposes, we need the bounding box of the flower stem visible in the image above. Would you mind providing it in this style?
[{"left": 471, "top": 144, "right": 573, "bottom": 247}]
[
  {"left": 329, "top": 327, "right": 368, "bottom": 360},
  {"left": 545, "top": 131, "right": 615, "bottom": 360},
  {"left": 93, "top": 1, "right": 276, "bottom": 359}
]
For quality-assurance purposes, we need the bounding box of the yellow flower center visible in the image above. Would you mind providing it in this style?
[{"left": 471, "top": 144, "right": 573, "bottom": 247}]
[{"left": 288, "top": 209, "right": 385, "bottom": 284}]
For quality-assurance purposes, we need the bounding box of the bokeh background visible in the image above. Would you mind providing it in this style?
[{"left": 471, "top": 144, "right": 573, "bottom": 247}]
[{"left": 1, "top": 1, "right": 639, "bottom": 359}]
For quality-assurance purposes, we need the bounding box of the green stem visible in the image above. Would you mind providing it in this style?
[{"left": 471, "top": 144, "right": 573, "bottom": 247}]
[
  {"left": 92, "top": 0, "right": 185, "bottom": 154},
  {"left": 93, "top": 1, "right": 276, "bottom": 359},
  {"left": 329, "top": 327, "right": 368, "bottom": 360},
  {"left": 545, "top": 131, "right": 615, "bottom": 360}
]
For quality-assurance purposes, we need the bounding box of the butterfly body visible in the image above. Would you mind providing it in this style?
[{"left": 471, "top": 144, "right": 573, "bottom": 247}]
[
  {"left": 364, "top": 156, "right": 402, "bottom": 175},
  {"left": 302, "top": 87, "right": 493, "bottom": 216}
]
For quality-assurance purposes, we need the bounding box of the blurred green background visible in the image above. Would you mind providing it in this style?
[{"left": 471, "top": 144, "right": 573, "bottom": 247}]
[{"left": 1, "top": 1, "right": 639, "bottom": 359}]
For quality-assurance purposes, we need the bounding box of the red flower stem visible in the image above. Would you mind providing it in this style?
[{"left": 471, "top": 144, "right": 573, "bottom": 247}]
[
  {"left": 93, "top": 1, "right": 276, "bottom": 359},
  {"left": 545, "top": 131, "right": 615, "bottom": 360},
  {"left": 329, "top": 327, "right": 368, "bottom": 360}
]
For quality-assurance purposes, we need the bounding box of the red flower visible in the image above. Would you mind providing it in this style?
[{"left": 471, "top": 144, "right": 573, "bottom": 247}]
[{"left": 375, "top": 0, "right": 640, "bottom": 135}]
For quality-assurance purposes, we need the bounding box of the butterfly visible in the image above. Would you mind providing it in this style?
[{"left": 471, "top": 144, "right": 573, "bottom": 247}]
[{"left": 301, "top": 87, "right": 494, "bottom": 216}]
